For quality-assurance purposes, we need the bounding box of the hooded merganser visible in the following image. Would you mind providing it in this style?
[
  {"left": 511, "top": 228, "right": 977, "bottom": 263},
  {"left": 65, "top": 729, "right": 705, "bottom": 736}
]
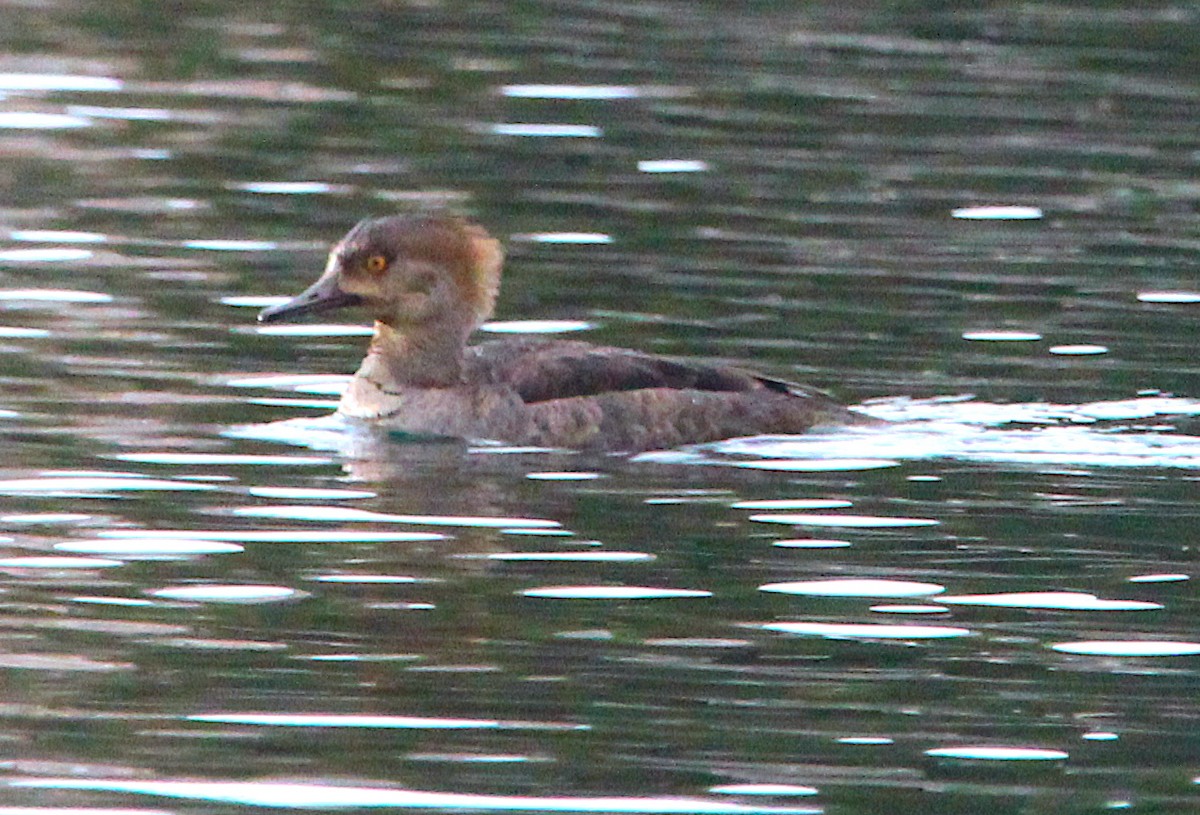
[{"left": 258, "top": 214, "right": 879, "bottom": 451}]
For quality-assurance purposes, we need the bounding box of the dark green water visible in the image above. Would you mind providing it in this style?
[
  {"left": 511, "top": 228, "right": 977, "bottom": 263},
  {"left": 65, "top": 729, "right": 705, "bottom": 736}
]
[{"left": 2, "top": 2, "right": 1200, "bottom": 813}]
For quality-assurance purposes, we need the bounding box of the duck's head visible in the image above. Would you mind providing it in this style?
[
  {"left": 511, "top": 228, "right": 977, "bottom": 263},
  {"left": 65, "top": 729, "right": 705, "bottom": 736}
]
[{"left": 258, "top": 214, "right": 504, "bottom": 332}]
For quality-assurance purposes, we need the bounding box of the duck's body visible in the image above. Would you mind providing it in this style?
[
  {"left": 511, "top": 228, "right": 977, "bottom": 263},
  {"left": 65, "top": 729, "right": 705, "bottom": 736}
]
[
  {"left": 339, "top": 335, "right": 871, "bottom": 451},
  {"left": 259, "top": 215, "right": 878, "bottom": 452}
]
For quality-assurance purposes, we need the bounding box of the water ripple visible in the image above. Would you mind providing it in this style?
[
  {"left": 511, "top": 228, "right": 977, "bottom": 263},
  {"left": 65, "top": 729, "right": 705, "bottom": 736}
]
[
  {"left": 10, "top": 779, "right": 820, "bottom": 814},
  {"left": 760, "top": 579, "right": 944, "bottom": 598},
  {"left": 764, "top": 622, "right": 972, "bottom": 640},
  {"left": 150, "top": 585, "right": 303, "bottom": 604},
  {"left": 523, "top": 586, "right": 711, "bottom": 600},
  {"left": 232, "top": 505, "right": 560, "bottom": 529},
  {"left": 188, "top": 713, "right": 585, "bottom": 731},
  {"left": 714, "top": 397, "right": 1200, "bottom": 469},
  {"left": 939, "top": 592, "right": 1161, "bottom": 611},
  {"left": 0, "top": 475, "right": 217, "bottom": 496}
]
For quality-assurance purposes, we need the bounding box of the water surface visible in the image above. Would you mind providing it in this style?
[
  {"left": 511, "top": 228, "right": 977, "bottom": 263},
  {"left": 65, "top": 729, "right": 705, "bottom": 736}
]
[{"left": 3, "top": 2, "right": 1200, "bottom": 813}]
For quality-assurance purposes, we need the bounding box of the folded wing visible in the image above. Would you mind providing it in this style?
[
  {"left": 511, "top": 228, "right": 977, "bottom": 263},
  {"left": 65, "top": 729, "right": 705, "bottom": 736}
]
[{"left": 467, "top": 338, "right": 835, "bottom": 404}]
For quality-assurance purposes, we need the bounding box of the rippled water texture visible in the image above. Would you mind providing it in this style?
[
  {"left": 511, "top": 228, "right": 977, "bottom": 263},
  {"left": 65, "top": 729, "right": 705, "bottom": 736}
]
[{"left": 3, "top": 2, "right": 1200, "bottom": 813}]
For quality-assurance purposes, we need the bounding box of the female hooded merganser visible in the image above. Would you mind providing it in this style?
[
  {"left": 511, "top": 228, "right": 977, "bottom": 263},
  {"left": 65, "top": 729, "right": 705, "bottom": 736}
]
[{"left": 258, "top": 214, "right": 878, "bottom": 451}]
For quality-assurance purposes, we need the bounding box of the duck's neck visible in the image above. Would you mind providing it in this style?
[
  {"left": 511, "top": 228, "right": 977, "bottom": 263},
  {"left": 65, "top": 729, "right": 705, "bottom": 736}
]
[{"left": 358, "top": 320, "right": 473, "bottom": 390}]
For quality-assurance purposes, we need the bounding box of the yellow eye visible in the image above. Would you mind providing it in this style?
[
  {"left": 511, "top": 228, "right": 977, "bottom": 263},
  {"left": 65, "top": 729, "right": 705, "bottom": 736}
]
[{"left": 364, "top": 255, "right": 389, "bottom": 274}]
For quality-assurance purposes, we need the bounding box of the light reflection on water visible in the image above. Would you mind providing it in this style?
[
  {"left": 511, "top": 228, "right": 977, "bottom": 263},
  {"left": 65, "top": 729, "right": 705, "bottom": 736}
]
[
  {"left": 758, "top": 579, "right": 945, "bottom": 598},
  {"left": 762, "top": 622, "right": 973, "bottom": 640},
  {"left": 680, "top": 396, "right": 1200, "bottom": 470},
  {"left": 12, "top": 779, "right": 823, "bottom": 815},
  {"left": 148, "top": 584, "right": 304, "bottom": 604}
]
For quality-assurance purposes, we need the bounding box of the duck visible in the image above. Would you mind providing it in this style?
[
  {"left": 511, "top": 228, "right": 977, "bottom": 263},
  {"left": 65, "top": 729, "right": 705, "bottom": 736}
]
[{"left": 258, "top": 214, "right": 880, "bottom": 452}]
